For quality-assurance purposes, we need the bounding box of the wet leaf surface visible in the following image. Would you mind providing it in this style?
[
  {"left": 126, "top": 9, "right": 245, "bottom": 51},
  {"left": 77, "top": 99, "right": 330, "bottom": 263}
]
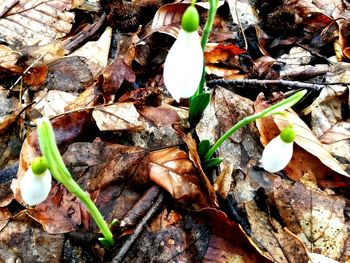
[{"left": 2, "top": 0, "right": 350, "bottom": 261}]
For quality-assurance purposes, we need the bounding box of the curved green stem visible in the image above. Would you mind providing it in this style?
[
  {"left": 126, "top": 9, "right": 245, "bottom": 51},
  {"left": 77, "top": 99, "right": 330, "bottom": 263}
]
[
  {"left": 205, "top": 90, "right": 307, "bottom": 160},
  {"left": 194, "top": 0, "right": 218, "bottom": 96},
  {"left": 37, "top": 118, "right": 114, "bottom": 247},
  {"left": 201, "top": 0, "right": 218, "bottom": 50}
]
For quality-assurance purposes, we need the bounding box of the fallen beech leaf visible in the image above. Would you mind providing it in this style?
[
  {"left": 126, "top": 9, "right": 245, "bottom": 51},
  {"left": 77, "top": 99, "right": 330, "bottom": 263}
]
[
  {"left": 69, "top": 27, "right": 112, "bottom": 69},
  {"left": 0, "top": 0, "right": 83, "bottom": 48},
  {"left": 0, "top": 214, "right": 64, "bottom": 262},
  {"left": 204, "top": 43, "right": 246, "bottom": 64},
  {"left": 149, "top": 147, "right": 212, "bottom": 209},
  {"left": 62, "top": 141, "right": 149, "bottom": 224},
  {"left": 43, "top": 56, "right": 93, "bottom": 93},
  {"left": 23, "top": 65, "right": 48, "bottom": 87},
  {"left": 274, "top": 177, "right": 349, "bottom": 261},
  {"left": 151, "top": 3, "right": 189, "bottom": 37},
  {"left": 195, "top": 208, "right": 272, "bottom": 263},
  {"left": 32, "top": 90, "right": 77, "bottom": 118},
  {"left": 139, "top": 106, "right": 180, "bottom": 127},
  {"left": 92, "top": 103, "right": 145, "bottom": 131},
  {"left": 0, "top": 45, "right": 21, "bottom": 68},
  {"left": 100, "top": 58, "right": 136, "bottom": 95},
  {"left": 26, "top": 184, "right": 84, "bottom": 234},
  {"left": 177, "top": 129, "right": 218, "bottom": 207},
  {"left": 245, "top": 201, "right": 309, "bottom": 263},
  {"left": 118, "top": 87, "right": 162, "bottom": 106}
]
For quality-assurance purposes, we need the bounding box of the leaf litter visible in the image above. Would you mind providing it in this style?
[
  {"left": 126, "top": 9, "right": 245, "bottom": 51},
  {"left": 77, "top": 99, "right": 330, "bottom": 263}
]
[{"left": 0, "top": 0, "right": 350, "bottom": 262}]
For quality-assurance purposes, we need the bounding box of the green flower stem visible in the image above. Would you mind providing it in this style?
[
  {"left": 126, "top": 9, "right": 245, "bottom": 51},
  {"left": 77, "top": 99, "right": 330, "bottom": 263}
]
[
  {"left": 37, "top": 118, "right": 114, "bottom": 247},
  {"left": 204, "top": 90, "right": 307, "bottom": 160},
  {"left": 200, "top": 0, "right": 218, "bottom": 50},
  {"left": 194, "top": 0, "right": 218, "bottom": 96}
]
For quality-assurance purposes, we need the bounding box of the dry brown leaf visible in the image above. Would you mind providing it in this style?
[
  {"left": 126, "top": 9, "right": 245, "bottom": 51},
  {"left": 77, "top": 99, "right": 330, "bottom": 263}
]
[
  {"left": 0, "top": 45, "right": 21, "bottom": 68},
  {"left": 32, "top": 90, "right": 77, "bottom": 118},
  {"left": 0, "top": 0, "right": 83, "bottom": 48},
  {"left": 69, "top": 26, "right": 112, "bottom": 70},
  {"left": 139, "top": 106, "right": 180, "bottom": 127},
  {"left": 274, "top": 176, "right": 349, "bottom": 261},
  {"left": 92, "top": 103, "right": 145, "bottom": 131},
  {"left": 149, "top": 147, "right": 213, "bottom": 209},
  {"left": 151, "top": 3, "right": 190, "bottom": 38},
  {"left": 43, "top": 56, "right": 93, "bottom": 93},
  {"left": 204, "top": 43, "right": 246, "bottom": 64},
  {"left": 100, "top": 58, "right": 136, "bottom": 96},
  {"left": 26, "top": 184, "right": 85, "bottom": 234},
  {"left": 245, "top": 201, "right": 309, "bottom": 263},
  {"left": 0, "top": 207, "right": 10, "bottom": 231},
  {"left": 0, "top": 214, "right": 64, "bottom": 262},
  {"left": 179, "top": 130, "right": 218, "bottom": 207}
]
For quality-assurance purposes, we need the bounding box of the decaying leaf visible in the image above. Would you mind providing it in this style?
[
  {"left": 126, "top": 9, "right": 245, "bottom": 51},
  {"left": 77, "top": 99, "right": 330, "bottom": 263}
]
[
  {"left": 26, "top": 184, "right": 86, "bottom": 234},
  {"left": 149, "top": 147, "right": 213, "bottom": 209},
  {"left": 92, "top": 103, "right": 145, "bottom": 131},
  {"left": 100, "top": 58, "right": 136, "bottom": 95},
  {"left": 274, "top": 176, "right": 349, "bottom": 261},
  {"left": 32, "top": 90, "right": 78, "bottom": 118},
  {"left": 43, "top": 56, "right": 93, "bottom": 93},
  {"left": 0, "top": 0, "right": 83, "bottom": 48},
  {"left": 245, "top": 200, "right": 309, "bottom": 263},
  {"left": 69, "top": 26, "right": 112, "bottom": 70},
  {"left": 0, "top": 214, "right": 64, "bottom": 262},
  {"left": 0, "top": 45, "right": 21, "bottom": 68}
]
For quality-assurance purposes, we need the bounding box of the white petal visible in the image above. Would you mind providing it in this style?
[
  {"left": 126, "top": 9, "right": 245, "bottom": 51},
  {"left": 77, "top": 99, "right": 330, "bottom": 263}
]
[
  {"left": 163, "top": 29, "right": 203, "bottom": 102},
  {"left": 20, "top": 168, "right": 52, "bottom": 206},
  {"left": 261, "top": 136, "right": 293, "bottom": 173}
]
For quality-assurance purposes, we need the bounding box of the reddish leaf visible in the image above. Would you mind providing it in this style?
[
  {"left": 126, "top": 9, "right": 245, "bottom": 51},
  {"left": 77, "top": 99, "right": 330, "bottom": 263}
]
[
  {"left": 100, "top": 58, "right": 135, "bottom": 95},
  {"left": 23, "top": 64, "right": 48, "bottom": 87},
  {"left": 26, "top": 184, "right": 85, "bottom": 234},
  {"left": 140, "top": 106, "right": 180, "bottom": 126}
]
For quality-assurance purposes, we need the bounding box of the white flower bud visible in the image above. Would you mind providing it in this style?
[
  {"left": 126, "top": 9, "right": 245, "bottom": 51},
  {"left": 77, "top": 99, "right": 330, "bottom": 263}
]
[
  {"left": 20, "top": 167, "right": 52, "bottom": 206},
  {"left": 261, "top": 135, "right": 293, "bottom": 173},
  {"left": 163, "top": 29, "right": 204, "bottom": 102}
]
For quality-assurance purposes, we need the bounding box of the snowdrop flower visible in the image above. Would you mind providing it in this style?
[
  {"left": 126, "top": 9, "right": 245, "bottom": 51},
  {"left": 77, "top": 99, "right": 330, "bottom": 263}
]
[
  {"left": 163, "top": 5, "right": 203, "bottom": 102},
  {"left": 261, "top": 125, "right": 296, "bottom": 173},
  {"left": 20, "top": 156, "right": 52, "bottom": 206}
]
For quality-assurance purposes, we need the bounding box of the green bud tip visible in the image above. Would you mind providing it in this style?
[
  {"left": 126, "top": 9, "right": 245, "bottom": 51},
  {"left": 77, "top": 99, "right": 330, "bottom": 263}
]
[
  {"left": 181, "top": 6, "right": 200, "bottom": 33},
  {"left": 31, "top": 156, "right": 49, "bottom": 175},
  {"left": 279, "top": 125, "right": 296, "bottom": 143}
]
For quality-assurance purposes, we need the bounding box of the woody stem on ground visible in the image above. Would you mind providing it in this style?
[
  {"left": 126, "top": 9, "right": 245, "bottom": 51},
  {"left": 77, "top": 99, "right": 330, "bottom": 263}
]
[
  {"left": 204, "top": 90, "right": 307, "bottom": 160},
  {"left": 37, "top": 118, "right": 114, "bottom": 247}
]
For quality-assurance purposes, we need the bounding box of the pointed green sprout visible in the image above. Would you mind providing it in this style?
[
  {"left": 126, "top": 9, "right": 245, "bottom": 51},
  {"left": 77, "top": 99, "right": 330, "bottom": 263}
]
[
  {"left": 36, "top": 118, "right": 115, "bottom": 247},
  {"left": 204, "top": 90, "right": 307, "bottom": 161}
]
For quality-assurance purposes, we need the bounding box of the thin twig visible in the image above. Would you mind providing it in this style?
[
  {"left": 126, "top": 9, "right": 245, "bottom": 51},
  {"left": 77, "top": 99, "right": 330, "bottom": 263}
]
[
  {"left": 207, "top": 78, "right": 349, "bottom": 91},
  {"left": 234, "top": 0, "right": 248, "bottom": 51},
  {"left": 112, "top": 191, "right": 165, "bottom": 263}
]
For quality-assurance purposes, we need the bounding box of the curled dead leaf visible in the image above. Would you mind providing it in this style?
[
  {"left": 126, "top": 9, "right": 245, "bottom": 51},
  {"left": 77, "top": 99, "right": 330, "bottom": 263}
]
[{"left": 149, "top": 147, "right": 213, "bottom": 209}]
